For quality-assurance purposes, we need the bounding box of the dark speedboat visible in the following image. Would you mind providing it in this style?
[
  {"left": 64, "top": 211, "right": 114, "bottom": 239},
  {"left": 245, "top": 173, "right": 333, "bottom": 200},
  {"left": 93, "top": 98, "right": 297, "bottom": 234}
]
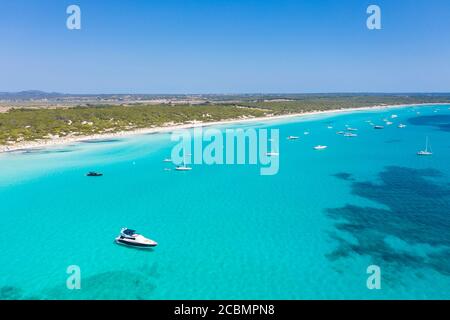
[
  {"left": 115, "top": 228, "right": 157, "bottom": 248},
  {"left": 86, "top": 172, "right": 103, "bottom": 177}
]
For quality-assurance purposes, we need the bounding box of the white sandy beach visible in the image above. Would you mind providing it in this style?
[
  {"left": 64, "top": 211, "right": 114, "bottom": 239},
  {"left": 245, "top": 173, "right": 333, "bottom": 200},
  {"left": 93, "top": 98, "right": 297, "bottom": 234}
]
[{"left": 0, "top": 102, "right": 448, "bottom": 153}]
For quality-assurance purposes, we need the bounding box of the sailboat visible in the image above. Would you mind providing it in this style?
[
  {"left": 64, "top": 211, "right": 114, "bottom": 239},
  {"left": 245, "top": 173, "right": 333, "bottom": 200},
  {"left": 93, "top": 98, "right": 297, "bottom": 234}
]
[
  {"left": 417, "top": 137, "right": 433, "bottom": 156},
  {"left": 266, "top": 142, "right": 279, "bottom": 156},
  {"left": 175, "top": 157, "right": 192, "bottom": 171}
]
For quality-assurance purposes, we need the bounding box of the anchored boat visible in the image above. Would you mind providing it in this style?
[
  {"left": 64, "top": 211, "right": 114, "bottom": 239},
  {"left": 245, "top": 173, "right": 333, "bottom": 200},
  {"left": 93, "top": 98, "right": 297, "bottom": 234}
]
[
  {"left": 115, "top": 228, "right": 157, "bottom": 248},
  {"left": 86, "top": 172, "right": 103, "bottom": 177},
  {"left": 417, "top": 137, "right": 433, "bottom": 156}
]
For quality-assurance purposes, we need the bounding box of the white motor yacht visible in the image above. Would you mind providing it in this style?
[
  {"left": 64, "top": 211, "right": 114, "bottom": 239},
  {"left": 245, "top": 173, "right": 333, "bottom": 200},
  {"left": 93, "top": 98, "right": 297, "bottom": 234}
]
[{"left": 115, "top": 228, "right": 157, "bottom": 248}]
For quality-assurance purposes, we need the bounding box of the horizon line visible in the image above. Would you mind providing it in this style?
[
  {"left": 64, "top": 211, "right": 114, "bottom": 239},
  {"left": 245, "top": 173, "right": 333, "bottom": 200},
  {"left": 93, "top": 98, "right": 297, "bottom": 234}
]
[{"left": 2, "top": 90, "right": 450, "bottom": 96}]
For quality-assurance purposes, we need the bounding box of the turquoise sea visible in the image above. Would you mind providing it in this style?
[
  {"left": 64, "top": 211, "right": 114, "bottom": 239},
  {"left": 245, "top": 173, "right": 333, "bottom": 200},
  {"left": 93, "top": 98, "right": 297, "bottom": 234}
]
[{"left": 1, "top": 104, "right": 450, "bottom": 300}]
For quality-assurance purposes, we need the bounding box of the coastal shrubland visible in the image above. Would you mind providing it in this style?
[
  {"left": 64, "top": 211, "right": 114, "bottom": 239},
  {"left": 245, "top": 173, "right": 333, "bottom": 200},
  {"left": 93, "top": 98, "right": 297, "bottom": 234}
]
[
  {"left": 1, "top": 95, "right": 450, "bottom": 146},
  {"left": 238, "top": 95, "right": 450, "bottom": 114},
  {"left": 0, "top": 104, "right": 266, "bottom": 145}
]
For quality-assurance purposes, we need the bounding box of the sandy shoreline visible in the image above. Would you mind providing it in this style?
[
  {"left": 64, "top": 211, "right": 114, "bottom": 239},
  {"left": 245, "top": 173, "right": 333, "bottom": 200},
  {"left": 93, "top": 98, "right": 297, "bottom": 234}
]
[{"left": 1, "top": 102, "right": 448, "bottom": 153}]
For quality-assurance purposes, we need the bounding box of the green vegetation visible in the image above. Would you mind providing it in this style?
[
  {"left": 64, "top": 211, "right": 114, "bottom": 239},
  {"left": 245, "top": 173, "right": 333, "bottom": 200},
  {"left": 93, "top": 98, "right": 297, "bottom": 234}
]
[
  {"left": 238, "top": 95, "right": 450, "bottom": 114},
  {"left": 1, "top": 95, "right": 450, "bottom": 146},
  {"left": 0, "top": 104, "right": 266, "bottom": 145}
]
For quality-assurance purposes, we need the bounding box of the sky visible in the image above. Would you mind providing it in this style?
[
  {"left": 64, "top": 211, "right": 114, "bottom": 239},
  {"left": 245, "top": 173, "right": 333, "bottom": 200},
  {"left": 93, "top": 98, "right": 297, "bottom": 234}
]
[{"left": 0, "top": 0, "right": 449, "bottom": 94}]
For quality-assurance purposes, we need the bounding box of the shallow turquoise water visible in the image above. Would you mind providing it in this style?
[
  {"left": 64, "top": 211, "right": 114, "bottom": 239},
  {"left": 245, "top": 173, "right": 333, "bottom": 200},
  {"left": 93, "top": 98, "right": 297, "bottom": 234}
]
[{"left": 1, "top": 105, "right": 450, "bottom": 299}]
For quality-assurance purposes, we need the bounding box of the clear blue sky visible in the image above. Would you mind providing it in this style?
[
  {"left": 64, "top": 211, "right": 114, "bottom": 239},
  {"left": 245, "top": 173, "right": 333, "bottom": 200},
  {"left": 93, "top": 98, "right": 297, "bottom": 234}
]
[{"left": 1, "top": 0, "right": 449, "bottom": 93}]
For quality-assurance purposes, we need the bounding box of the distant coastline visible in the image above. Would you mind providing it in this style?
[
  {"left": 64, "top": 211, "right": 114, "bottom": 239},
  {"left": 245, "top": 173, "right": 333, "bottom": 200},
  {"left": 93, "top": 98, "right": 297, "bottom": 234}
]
[{"left": 1, "top": 102, "right": 449, "bottom": 154}]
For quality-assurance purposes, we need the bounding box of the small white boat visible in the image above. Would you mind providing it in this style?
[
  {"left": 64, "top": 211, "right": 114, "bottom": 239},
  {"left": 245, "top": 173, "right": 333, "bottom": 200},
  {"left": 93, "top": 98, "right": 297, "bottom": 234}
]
[
  {"left": 287, "top": 136, "right": 299, "bottom": 140},
  {"left": 163, "top": 158, "right": 172, "bottom": 162},
  {"left": 175, "top": 159, "right": 192, "bottom": 171},
  {"left": 304, "top": 131, "right": 310, "bottom": 135},
  {"left": 336, "top": 131, "right": 345, "bottom": 135},
  {"left": 398, "top": 124, "right": 407, "bottom": 128},
  {"left": 391, "top": 114, "right": 398, "bottom": 119},
  {"left": 327, "top": 126, "right": 333, "bottom": 129},
  {"left": 374, "top": 125, "right": 384, "bottom": 129},
  {"left": 344, "top": 133, "right": 358, "bottom": 137},
  {"left": 386, "top": 121, "right": 394, "bottom": 125},
  {"left": 176, "top": 165, "right": 192, "bottom": 171},
  {"left": 347, "top": 127, "right": 358, "bottom": 131},
  {"left": 417, "top": 137, "right": 433, "bottom": 156},
  {"left": 266, "top": 152, "right": 279, "bottom": 156},
  {"left": 115, "top": 228, "right": 157, "bottom": 248},
  {"left": 314, "top": 145, "right": 328, "bottom": 150}
]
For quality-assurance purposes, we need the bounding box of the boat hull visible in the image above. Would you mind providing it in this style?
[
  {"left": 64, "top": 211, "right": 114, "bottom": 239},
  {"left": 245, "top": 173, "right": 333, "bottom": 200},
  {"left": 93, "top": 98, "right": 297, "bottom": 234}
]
[{"left": 115, "top": 238, "right": 157, "bottom": 248}]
